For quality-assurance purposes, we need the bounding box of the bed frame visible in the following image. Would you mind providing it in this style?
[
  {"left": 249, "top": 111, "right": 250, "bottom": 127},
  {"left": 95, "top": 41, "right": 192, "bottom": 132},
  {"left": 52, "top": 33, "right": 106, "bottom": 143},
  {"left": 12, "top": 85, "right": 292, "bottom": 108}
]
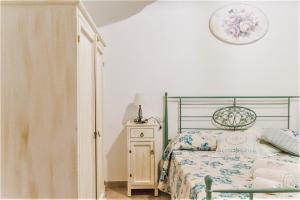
[
  {"left": 163, "top": 92, "right": 300, "bottom": 200},
  {"left": 204, "top": 175, "right": 300, "bottom": 200}
]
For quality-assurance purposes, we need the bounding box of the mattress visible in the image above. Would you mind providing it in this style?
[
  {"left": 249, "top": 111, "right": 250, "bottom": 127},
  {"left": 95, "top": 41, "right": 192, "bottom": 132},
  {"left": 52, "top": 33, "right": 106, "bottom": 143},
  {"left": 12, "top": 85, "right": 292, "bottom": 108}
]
[{"left": 161, "top": 150, "right": 299, "bottom": 199}]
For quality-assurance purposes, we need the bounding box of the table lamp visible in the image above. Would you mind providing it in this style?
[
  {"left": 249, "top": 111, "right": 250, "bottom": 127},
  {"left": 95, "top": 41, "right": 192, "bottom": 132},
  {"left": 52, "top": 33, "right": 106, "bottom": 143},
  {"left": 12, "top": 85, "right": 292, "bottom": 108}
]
[{"left": 134, "top": 93, "right": 147, "bottom": 124}]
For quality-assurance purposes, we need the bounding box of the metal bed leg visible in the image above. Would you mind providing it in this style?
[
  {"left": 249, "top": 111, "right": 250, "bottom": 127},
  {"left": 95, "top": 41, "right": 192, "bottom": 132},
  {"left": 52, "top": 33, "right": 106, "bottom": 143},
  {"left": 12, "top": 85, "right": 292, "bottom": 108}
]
[
  {"left": 205, "top": 175, "right": 213, "bottom": 200},
  {"left": 249, "top": 192, "right": 253, "bottom": 200}
]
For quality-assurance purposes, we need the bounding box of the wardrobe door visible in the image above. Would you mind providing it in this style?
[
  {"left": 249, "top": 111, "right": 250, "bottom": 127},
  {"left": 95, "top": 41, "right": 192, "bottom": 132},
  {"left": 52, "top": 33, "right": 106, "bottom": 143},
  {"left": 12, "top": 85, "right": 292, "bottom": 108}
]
[
  {"left": 95, "top": 41, "right": 105, "bottom": 198},
  {"left": 77, "top": 17, "right": 96, "bottom": 199}
]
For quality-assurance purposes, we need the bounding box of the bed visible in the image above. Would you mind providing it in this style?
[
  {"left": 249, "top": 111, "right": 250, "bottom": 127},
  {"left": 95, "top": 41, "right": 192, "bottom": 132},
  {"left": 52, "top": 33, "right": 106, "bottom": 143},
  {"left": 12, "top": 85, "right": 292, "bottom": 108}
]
[{"left": 158, "top": 93, "right": 300, "bottom": 199}]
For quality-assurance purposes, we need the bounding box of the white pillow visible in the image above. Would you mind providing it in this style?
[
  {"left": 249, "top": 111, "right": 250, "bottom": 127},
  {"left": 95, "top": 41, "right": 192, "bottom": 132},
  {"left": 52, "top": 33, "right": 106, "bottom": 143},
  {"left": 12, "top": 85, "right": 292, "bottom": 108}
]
[
  {"left": 245, "top": 127, "right": 300, "bottom": 155},
  {"left": 261, "top": 129, "right": 300, "bottom": 156},
  {"left": 257, "top": 140, "right": 282, "bottom": 155},
  {"left": 216, "top": 131, "right": 259, "bottom": 157},
  {"left": 280, "top": 129, "right": 300, "bottom": 138}
]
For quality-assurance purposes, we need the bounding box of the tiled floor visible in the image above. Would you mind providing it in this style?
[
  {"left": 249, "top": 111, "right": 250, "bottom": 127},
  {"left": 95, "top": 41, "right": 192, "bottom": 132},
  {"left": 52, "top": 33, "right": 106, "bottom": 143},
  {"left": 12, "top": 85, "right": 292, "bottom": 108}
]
[{"left": 105, "top": 187, "right": 171, "bottom": 199}]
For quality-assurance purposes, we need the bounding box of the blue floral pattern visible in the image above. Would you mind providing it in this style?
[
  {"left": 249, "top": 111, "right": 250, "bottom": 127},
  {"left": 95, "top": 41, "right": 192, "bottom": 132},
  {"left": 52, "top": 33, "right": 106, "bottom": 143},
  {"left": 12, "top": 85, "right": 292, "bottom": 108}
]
[
  {"left": 158, "top": 131, "right": 217, "bottom": 183},
  {"left": 179, "top": 134, "right": 194, "bottom": 145},
  {"left": 158, "top": 131, "right": 300, "bottom": 199}
]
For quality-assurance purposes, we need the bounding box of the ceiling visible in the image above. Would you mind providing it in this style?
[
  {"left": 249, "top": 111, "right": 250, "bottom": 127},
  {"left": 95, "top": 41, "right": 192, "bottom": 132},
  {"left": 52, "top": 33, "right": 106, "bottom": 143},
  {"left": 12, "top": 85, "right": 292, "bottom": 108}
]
[{"left": 83, "top": 0, "right": 155, "bottom": 27}]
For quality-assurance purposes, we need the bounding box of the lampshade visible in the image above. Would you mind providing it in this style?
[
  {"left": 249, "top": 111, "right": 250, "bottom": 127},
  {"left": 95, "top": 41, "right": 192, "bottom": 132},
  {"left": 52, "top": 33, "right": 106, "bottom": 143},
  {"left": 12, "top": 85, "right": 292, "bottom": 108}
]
[{"left": 134, "top": 93, "right": 144, "bottom": 106}]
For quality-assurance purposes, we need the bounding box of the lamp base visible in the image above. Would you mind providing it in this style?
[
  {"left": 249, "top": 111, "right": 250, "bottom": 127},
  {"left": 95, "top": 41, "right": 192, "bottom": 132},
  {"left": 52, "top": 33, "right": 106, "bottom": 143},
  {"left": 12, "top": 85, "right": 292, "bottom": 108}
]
[
  {"left": 134, "top": 117, "right": 148, "bottom": 124},
  {"left": 134, "top": 104, "right": 148, "bottom": 124}
]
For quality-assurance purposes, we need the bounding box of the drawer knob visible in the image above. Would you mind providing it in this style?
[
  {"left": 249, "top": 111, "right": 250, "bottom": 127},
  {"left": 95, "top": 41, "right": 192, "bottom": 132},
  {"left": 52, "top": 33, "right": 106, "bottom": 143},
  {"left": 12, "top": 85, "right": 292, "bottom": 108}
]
[
  {"left": 150, "top": 150, "right": 154, "bottom": 154},
  {"left": 140, "top": 132, "right": 144, "bottom": 137}
]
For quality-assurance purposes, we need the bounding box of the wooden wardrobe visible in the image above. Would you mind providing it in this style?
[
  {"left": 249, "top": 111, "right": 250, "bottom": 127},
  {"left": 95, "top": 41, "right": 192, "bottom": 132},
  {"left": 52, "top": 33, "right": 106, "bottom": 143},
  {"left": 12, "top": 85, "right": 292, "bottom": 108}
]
[{"left": 1, "top": 1, "right": 105, "bottom": 198}]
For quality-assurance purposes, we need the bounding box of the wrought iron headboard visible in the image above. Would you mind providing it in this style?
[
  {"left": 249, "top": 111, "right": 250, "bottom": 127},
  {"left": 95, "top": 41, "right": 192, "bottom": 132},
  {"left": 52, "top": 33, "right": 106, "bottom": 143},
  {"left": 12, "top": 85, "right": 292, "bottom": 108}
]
[{"left": 163, "top": 92, "right": 300, "bottom": 149}]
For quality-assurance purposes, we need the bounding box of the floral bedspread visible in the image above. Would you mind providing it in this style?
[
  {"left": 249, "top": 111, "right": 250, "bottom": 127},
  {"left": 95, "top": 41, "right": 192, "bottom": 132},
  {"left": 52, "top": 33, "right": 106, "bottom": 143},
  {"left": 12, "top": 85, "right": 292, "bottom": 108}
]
[{"left": 158, "top": 133, "right": 300, "bottom": 199}]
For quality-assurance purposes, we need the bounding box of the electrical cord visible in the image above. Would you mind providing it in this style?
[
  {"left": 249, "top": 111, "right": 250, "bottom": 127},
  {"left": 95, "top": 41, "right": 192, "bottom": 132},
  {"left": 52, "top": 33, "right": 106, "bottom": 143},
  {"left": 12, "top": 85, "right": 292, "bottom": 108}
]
[{"left": 146, "top": 116, "right": 162, "bottom": 130}]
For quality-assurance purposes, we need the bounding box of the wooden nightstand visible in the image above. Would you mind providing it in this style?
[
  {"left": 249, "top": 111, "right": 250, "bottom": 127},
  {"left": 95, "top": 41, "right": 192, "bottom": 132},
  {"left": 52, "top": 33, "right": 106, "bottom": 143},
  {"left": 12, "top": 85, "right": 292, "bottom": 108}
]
[{"left": 126, "top": 121, "right": 158, "bottom": 197}]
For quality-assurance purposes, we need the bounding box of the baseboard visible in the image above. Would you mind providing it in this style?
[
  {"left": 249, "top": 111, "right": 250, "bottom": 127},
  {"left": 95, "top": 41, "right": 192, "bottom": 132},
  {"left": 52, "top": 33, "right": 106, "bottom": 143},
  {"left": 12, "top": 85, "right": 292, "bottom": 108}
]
[{"left": 105, "top": 181, "right": 127, "bottom": 188}]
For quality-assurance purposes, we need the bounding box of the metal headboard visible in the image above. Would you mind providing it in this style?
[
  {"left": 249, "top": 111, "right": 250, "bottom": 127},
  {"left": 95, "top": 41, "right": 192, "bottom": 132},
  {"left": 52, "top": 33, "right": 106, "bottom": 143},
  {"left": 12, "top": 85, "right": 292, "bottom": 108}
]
[{"left": 163, "top": 92, "right": 300, "bottom": 149}]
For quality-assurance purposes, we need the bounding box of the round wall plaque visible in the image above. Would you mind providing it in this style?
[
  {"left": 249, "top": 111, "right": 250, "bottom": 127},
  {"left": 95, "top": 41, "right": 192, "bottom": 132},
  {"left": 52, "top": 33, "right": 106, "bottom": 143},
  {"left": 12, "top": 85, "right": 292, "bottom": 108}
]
[{"left": 209, "top": 4, "right": 268, "bottom": 45}]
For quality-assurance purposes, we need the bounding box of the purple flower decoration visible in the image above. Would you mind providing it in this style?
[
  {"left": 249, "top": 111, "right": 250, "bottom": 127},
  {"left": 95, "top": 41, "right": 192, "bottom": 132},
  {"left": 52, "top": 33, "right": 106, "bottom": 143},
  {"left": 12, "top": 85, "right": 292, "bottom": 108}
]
[{"left": 222, "top": 8, "right": 259, "bottom": 39}]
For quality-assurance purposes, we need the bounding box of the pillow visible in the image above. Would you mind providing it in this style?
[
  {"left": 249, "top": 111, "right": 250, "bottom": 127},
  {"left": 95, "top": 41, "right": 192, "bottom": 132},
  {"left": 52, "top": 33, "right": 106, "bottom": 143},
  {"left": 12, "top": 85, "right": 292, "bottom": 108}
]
[
  {"left": 261, "top": 129, "right": 300, "bottom": 156},
  {"left": 182, "top": 130, "right": 225, "bottom": 136},
  {"left": 246, "top": 127, "right": 282, "bottom": 154},
  {"left": 257, "top": 140, "right": 282, "bottom": 155},
  {"left": 280, "top": 129, "right": 300, "bottom": 138},
  {"left": 245, "top": 127, "right": 300, "bottom": 139},
  {"left": 177, "top": 132, "right": 217, "bottom": 151},
  {"left": 216, "top": 131, "right": 259, "bottom": 157}
]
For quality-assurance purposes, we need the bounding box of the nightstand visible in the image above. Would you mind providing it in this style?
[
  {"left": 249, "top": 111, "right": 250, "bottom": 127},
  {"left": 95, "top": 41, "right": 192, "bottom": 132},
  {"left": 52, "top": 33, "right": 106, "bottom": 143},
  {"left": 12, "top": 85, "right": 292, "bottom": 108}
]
[{"left": 126, "top": 121, "right": 158, "bottom": 196}]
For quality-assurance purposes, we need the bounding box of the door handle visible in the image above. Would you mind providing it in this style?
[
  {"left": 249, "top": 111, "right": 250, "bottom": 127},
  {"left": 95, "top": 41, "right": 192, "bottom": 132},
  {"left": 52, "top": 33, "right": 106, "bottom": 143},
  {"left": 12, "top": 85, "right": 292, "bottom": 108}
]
[{"left": 97, "top": 130, "right": 101, "bottom": 137}]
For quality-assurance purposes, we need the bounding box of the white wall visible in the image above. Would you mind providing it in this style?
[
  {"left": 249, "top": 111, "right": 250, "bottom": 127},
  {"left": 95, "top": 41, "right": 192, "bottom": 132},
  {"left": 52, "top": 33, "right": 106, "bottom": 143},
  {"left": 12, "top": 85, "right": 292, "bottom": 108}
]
[{"left": 99, "top": 1, "right": 299, "bottom": 181}]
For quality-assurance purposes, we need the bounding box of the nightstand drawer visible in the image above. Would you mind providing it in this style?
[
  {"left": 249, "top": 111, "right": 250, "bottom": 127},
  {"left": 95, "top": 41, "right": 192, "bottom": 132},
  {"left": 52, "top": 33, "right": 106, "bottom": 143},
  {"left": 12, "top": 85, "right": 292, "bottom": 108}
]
[{"left": 130, "top": 128, "right": 154, "bottom": 138}]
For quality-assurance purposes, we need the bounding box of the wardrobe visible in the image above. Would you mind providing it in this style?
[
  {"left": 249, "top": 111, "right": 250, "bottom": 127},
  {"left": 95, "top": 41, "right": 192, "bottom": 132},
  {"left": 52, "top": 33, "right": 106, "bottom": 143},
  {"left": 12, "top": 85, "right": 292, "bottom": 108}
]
[{"left": 1, "top": 0, "right": 105, "bottom": 198}]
